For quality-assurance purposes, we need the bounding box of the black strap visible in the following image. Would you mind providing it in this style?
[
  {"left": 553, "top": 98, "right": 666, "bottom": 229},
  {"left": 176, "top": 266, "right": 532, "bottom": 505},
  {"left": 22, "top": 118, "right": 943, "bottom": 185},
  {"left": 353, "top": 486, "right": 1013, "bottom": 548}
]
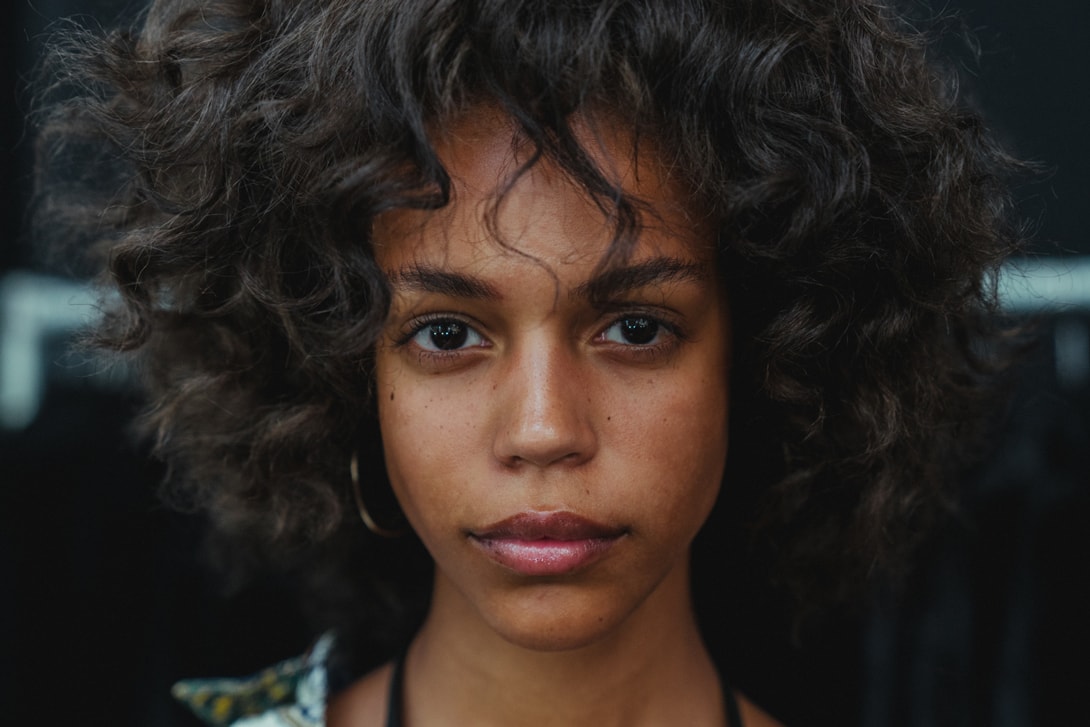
[
  {"left": 722, "top": 674, "right": 744, "bottom": 727},
  {"left": 385, "top": 649, "right": 407, "bottom": 727},
  {"left": 383, "top": 652, "right": 743, "bottom": 727}
]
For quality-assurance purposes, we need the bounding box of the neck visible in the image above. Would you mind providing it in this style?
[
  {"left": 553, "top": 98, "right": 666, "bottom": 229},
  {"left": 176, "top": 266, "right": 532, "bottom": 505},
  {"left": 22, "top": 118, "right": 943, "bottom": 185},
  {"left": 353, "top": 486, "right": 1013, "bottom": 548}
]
[{"left": 401, "top": 558, "right": 725, "bottom": 727}]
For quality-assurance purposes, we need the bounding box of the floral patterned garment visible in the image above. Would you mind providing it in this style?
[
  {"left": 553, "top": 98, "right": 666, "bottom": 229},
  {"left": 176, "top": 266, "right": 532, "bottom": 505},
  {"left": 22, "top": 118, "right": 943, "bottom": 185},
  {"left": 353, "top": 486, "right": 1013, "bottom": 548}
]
[{"left": 172, "top": 634, "right": 332, "bottom": 727}]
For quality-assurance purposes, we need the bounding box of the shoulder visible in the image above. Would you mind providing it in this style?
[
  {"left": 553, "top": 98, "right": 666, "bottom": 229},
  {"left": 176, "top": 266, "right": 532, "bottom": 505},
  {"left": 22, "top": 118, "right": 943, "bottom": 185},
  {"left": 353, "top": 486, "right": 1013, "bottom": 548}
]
[
  {"left": 325, "top": 662, "right": 395, "bottom": 727},
  {"left": 736, "top": 691, "right": 785, "bottom": 727}
]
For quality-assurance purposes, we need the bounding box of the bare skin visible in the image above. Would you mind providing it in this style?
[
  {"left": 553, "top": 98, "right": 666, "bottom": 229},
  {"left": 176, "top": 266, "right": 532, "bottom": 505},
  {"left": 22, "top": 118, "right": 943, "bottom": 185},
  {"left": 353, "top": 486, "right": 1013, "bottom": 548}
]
[
  {"left": 331, "top": 562, "right": 727, "bottom": 726},
  {"left": 328, "top": 107, "right": 782, "bottom": 726},
  {"left": 328, "top": 637, "right": 784, "bottom": 727}
]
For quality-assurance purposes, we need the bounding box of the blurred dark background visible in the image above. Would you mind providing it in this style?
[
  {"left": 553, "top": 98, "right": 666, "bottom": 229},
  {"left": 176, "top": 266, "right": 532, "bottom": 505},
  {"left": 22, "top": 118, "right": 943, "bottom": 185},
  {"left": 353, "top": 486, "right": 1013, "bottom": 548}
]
[{"left": 2, "top": 1, "right": 1088, "bottom": 725}]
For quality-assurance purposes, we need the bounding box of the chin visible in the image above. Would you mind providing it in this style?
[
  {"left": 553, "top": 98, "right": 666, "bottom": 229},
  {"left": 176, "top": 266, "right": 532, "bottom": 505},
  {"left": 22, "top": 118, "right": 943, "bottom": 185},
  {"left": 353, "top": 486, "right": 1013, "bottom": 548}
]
[
  {"left": 478, "top": 584, "right": 646, "bottom": 653},
  {"left": 490, "top": 616, "right": 623, "bottom": 653}
]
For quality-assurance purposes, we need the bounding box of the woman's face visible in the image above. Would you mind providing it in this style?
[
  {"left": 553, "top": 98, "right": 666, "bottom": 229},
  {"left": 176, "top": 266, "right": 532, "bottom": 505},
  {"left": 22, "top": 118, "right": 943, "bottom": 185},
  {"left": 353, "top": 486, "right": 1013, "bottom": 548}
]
[{"left": 372, "top": 109, "right": 731, "bottom": 652}]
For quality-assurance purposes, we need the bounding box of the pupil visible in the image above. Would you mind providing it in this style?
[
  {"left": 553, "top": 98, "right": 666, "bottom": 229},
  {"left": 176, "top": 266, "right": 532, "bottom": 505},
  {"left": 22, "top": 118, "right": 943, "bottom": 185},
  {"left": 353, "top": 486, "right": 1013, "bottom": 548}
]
[
  {"left": 429, "top": 321, "right": 468, "bottom": 350},
  {"left": 621, "top": 317, "right": 658, "bottom": 344}
]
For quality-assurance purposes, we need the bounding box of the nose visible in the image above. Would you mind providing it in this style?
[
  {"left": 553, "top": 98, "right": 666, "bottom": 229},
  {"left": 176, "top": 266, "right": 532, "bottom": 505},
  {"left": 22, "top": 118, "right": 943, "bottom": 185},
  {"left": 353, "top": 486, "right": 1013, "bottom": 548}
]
[{"left": 492, "top": 338, "right": 597, "bottom": 469}]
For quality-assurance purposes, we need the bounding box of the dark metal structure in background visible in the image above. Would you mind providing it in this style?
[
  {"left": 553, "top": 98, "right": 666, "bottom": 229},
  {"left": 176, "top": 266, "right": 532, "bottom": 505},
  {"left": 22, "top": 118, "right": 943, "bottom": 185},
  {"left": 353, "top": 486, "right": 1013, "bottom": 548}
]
[{"left": 2, "top": 1, "right": 1087, "bottom": 725}]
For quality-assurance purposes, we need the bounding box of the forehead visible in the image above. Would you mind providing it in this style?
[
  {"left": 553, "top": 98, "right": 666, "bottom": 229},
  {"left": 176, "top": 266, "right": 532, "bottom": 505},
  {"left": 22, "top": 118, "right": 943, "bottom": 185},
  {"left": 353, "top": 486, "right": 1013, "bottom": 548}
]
[{"left": 370, "top": 106, "right": 713, "bottom": 275}]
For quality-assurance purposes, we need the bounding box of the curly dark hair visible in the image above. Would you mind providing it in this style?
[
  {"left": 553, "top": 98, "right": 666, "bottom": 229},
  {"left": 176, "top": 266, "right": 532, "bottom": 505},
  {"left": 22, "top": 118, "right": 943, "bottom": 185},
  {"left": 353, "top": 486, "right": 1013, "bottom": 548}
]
[{"left": 36, "top": 0, "right": 1022, "bottom": 649}]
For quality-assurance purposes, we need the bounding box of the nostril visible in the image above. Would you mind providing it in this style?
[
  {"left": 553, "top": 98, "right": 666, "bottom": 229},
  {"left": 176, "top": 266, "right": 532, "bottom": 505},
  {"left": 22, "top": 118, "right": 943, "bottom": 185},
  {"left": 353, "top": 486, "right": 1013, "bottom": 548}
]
[{"left": 493, "top": 403, "right": 596, "bottom": 469}]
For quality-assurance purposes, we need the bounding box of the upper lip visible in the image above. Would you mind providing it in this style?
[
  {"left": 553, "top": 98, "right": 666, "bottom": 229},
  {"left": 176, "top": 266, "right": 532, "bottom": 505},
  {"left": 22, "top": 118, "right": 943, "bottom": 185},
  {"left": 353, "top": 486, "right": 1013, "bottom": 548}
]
[{"left": 471, "top": 511, "right": 626, "bottom": 541}]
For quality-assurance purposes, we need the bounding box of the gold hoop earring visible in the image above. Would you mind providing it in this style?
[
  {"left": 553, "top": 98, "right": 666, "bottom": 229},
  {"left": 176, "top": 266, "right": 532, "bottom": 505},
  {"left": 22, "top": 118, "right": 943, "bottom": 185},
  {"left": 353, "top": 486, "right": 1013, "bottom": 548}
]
[{"left": 350, "top": 450, "right": 407, "bottom": 538}]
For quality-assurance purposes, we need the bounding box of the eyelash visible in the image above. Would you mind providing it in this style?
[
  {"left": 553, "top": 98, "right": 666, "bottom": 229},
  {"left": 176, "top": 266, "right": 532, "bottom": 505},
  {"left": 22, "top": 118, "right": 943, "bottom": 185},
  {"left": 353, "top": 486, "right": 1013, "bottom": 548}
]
[
  {"left": 391, "top": 314, "right": 485, "bottom": 367},
  {"left": 395, "top": 310, "right": 685, "bottom": 366},
  {"left": 595, "top": 313, "right": 686, "bottom": 361}
]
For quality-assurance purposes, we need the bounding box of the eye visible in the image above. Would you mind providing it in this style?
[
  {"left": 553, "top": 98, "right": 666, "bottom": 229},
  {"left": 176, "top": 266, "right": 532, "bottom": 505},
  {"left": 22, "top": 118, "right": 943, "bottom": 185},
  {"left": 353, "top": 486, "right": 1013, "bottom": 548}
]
[
  {"left": 601, "top": 316, "right": 664, "bottom": 345},
  {"left": 410, "top": 318, "right": 486, "bottom": 352}
]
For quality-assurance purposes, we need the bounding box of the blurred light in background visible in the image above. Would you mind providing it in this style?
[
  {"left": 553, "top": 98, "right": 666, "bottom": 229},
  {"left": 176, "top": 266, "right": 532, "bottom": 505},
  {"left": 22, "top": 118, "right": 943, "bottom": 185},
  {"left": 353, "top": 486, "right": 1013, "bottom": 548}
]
[
  {"left": 995, "top": 256, "right": 1090, "bottom": 313},
  {"left": 0, "top": 271, "right": 121, "bottom": 429}
]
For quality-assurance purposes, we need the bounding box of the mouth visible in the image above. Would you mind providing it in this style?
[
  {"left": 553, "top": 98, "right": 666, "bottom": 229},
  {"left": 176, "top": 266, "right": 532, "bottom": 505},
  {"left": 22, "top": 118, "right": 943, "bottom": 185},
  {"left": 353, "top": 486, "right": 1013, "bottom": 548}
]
[{"left": 469, "top": 511, "right": 627, "bottom": 577}]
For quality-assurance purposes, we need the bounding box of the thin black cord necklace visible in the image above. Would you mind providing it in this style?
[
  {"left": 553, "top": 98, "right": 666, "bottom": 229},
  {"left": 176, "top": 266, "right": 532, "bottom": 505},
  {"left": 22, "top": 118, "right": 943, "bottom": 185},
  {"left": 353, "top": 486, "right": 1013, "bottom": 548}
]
[{"left": 381, "top": 652, "right": 744, "bottom": 726}]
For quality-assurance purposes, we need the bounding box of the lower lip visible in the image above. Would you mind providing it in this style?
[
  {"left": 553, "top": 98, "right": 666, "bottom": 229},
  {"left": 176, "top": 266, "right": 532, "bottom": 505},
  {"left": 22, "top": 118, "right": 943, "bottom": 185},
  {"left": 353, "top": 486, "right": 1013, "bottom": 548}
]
[{"left": 472, "top": 537, "right": 619, "bottom": 577}]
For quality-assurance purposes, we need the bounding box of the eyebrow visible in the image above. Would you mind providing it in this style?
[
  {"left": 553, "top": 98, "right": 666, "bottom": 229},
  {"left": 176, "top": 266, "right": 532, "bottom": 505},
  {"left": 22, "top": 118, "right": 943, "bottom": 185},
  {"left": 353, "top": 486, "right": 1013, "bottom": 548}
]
[
  {"left": 388, "top": 264, "right": 503, "bottom": 300},
  {"left": 572, "top": 257, "right": 710, "bottom": 304},
  {"left": 387, "top": 256, "right": 709, "bottom": 303}
]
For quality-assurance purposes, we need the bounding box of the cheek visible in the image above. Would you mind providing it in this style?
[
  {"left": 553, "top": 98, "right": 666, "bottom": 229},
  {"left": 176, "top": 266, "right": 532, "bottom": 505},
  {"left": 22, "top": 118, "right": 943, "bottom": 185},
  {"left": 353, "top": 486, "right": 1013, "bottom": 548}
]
[
  {"left": 609, "top": 368, "right": 730, "bottom": 531},
  {"left": 376, "top": 367, "right": 482, "bottom": 526},
  {"left": 667, "top": 392, "right": 728, "bottom": 513}
]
